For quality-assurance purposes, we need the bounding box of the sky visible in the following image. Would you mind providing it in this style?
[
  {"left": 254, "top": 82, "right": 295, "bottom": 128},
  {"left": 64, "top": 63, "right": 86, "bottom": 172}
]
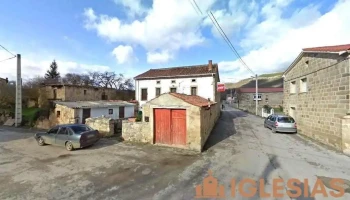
[{"left": 0, "top": 0, "right": 349, "bottom": 83}]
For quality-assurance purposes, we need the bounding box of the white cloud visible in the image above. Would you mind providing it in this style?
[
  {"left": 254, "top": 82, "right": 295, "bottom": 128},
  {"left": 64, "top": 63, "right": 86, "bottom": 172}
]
[
  {"left": 0, "top": 50, "right": 111, "bottom": 81},
  {"left": 113, "top": 0, "right": 148, "bottom": 17},
  {"left": 219, "top": 0, "right": 350, "bottom": 83},
  {"left": 83, "top": 0, "right": 216, "bottom": 64},
  {"left": 112, "top": 45, "right": 137, "bottom": 64},
  {"left": 147, "top": 51, "right": 173, "bottom": 64}
]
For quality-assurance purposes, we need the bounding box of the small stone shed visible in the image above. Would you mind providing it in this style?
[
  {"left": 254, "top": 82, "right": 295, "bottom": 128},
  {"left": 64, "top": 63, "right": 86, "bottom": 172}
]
[
  {"left": 123, "top": 93, "right": 221, "bottom": 152},
  {"left": 54, "top": 100, "right": 135, "bottom": 124}
]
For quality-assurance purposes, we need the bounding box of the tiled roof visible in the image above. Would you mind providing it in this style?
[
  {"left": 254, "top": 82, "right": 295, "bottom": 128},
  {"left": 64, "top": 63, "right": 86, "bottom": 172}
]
[
  {"left": 134, "top": 63, "right": 218, "bottom": 79},
  {"left": 238, "top": 88, "right": 283, "bottom": 93},
  {"left": 169, "top": 93, "right": 216, "bottom": 107},
  {"left": 303, "top": 44, "right": 350, "bottom": 52}
]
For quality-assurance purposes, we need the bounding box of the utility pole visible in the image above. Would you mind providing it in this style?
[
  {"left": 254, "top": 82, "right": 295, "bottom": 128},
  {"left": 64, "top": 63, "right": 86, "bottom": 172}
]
[
  {"left": 255, "top": 74, "right": 258, "bottom": 116},
  {"left": 15, "top": 54, "right": 22, "bottom": 127}
]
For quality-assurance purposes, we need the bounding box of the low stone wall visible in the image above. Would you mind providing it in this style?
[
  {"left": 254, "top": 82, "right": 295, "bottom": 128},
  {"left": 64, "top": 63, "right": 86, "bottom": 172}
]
[
  {"left": 86, "top": 117, "right": 115, "bottom": 137},
  {"left": 342, "top": 115, "right": 350, "bottom": 156},
  {"left": 122, "top": 121, "right": 150, "bottom": 143}
]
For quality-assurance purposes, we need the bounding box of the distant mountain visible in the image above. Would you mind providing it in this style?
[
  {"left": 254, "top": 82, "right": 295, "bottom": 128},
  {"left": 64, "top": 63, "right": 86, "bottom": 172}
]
[{"left": 225, "top": 72, "right": 283, "bottom": 89}]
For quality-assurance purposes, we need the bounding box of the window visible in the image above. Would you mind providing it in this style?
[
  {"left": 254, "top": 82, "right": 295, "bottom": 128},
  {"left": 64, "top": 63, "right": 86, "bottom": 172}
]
[
  {"left": 253, "top": 94, "right": 262, "bottom": 101},
  {"left": 84, "top": 90, "right": 87, "bottom": 95},
  {"left": 156, "top": 88, "right": 161, "bottom": 97},
  {"left": 109, "top": 109, "right": 113, "bottom": 115},
  {"left": 290, "top": 81, "right": 296, "bottom": 93},
  {"left": 119, "top": 106, "right": 125, "bottom": 118},
  {"left": 156, "top": 80, "right": 161, "bottom": 84},
  {"left": 57, "top": 127, "right": 67, "bottom": 135},
  {"left": 56, "top": 111, "right": 61, "bottom": 118},
  {"left": 300, "top": 78, "right": 308, "bottom": 92},
  {"left": 277, "top": 117, "right": 295, "bottom": 123},
  {"left": 70, "top": 125, "right": 92, "bottom": 134},
  {"left": 171, "top": 80, "right": 176, "bottom": 84},
  {"left": 102, "top": 92, "right": 107, "bottom": 100},
  {"left": 141, "top": 89, "right": 147, "bottom": 101},
  {"left": 53, "top": 89, "right": 57, "bottom": 99},
  {"left": 191, "top": 79, "right": 196, "bottom": 83},
  {"left": 48, "top": 126, "right": 59, "bottom": 134},
  {"left": 191, "top": 87, "right": 197, "bottom": 95},
  {"left": 170, "top": 88, "right": 177, "bottom": 93}
]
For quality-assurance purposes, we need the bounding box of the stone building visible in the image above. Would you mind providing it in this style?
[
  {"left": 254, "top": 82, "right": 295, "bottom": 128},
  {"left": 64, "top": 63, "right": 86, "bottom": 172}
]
[
  {"left": 235, "top": 88, "right": 283, "bottom": 113},
  {"left": 38, "top": 83, "right": 135, "bottom": 107},
  {"left": 122, "top": 93, "right": 221, "bottom": 152},
  {"left": 283, "top": 44, "right": 350, "bottom": 154},
  {"left": 232, "top": 77, "right": 284, "bottom": 114},
  {"left": 0, "top": 77, "right": 8, "bottom": 95}
]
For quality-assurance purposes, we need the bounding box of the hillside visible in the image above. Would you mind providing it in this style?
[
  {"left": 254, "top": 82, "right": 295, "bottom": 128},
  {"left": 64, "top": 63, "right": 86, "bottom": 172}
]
[{"left": 225, "top": 72, "right": 283, "bottom": 89}]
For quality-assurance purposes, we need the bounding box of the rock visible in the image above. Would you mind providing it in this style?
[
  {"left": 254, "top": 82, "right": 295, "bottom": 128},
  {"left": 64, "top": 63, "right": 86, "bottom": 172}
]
[{"left": 142, "top": 168, "right": 151, "bottom": 175}]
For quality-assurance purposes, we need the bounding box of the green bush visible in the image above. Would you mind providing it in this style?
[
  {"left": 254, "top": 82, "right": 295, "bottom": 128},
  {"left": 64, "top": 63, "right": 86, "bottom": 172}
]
[
  {"left": 136, "top": 111, "right": 142, "bottom": 122},
  {"left": 263, "top": 105, "right": 272, "bottom": 113}
]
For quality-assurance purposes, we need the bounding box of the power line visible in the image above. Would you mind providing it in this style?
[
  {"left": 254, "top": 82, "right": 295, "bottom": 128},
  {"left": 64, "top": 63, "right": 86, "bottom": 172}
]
[
  {"left": 0, "top": 44, "right": 16, "bottom": 57},
  {"left": 191, "top": 0, "right": 203, "bottom": 15},
  {"left": 208, "top": 11, "right": 254, "bottom": 75},
  {"left": 0, "top": 55, "right": 16, "bottom": 63},
  {"left": 190, "top": 0, "right": 255, "bottom": 75},
  {"left": 189, "top": 0, "right": 201, "bottom": 15}
]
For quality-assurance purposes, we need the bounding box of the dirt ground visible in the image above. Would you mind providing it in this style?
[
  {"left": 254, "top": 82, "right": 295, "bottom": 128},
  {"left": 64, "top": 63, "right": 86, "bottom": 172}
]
[{"left": 1, "top": 106, "right": 350, "bottom": 200}]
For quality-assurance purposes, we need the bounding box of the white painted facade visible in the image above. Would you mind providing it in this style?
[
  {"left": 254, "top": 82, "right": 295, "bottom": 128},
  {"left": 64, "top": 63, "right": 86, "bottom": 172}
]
[
  {"left": 76, "top": 106, "right": 134, "bottom": 123},
  {"left": 135, "top": 76, "right": 217, "bottom": 108}
]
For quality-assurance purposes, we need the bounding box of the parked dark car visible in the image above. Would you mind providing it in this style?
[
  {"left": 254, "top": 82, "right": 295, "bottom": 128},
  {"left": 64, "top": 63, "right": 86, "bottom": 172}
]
[
  {"left": 264, "top": 114, "right": 297, "bottom": 133},
  {"left": 34, "top": 124, "right": 100, "bottom": 151}
]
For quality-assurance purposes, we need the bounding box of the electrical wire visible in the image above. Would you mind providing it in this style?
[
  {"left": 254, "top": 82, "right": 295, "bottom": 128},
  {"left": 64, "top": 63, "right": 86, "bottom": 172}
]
[
  {"left": 191, "top": 0, "right": 255, "bottom": 75},
  {"left": 0, "top": 44, "right": 16, "bottom": 57},
  {"left": 0, "top": 55, "right": 16, "bottom": 63}
]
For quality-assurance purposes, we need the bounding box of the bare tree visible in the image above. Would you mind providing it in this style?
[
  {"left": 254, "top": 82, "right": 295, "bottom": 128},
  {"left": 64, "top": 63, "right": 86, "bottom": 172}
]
[
  {"left": 88, "top": 71, "right": 134, "bottom": 89},
  {"left": 63, "top": 73, "right": 92, "bottom": 86}
]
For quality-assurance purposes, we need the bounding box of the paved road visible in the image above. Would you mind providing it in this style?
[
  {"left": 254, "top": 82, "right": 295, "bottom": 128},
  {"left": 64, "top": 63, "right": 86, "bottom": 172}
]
[{"left": 1, "top": 107, "right": 350, "bottom": 199}]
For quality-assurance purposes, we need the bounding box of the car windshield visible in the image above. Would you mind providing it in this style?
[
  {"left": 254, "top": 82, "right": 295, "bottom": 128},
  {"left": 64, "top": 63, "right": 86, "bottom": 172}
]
[
  {"left": 70, "top": 125, "right": 92, "bottom": 134},
  {"left": 278, "top": 117, "right": 295, "bottom": 123}
]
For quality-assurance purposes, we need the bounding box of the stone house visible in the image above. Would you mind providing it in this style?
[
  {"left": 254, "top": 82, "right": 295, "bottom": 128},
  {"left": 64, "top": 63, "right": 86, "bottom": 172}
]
[
  {"left": 283, "top": 44, "right": 350, "bottom": 154},
  {"left": 232, "top": 77, "right": 284, "bottom": 114},
  {"left": 134, "top": 60, "right": 221, "bottom": 109},
  {"left": 53, "top": 100, "right": 135, "bottom": 124},
  {"left": 0, "top": 77, "right": 8, "bottom": 96},
  {"left": 122, "top": 93, "right": 221, "bottom": 152},
  {"left": 235, "top": 87, "right": 284, "bottom": 113},
  {"left": 38, "top": 83, "right": 135, "bottom": 107}
]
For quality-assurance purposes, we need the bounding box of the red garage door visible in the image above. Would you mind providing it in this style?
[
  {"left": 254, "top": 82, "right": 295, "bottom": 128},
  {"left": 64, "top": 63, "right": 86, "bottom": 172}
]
[{"left": 154, "top": 109, "right": 186, "bottom": 146}]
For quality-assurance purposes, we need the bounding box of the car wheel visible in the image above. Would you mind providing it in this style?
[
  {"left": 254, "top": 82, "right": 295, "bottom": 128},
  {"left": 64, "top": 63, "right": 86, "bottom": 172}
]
[
  {"left": 272, "top": 128, "right": 277, "bottom": 133},
  {"left": 37, "top": 137, "right": 45, "bottom": 146},
  {"left": 65, "top": 141, "right": 74, "bottom": 151}
]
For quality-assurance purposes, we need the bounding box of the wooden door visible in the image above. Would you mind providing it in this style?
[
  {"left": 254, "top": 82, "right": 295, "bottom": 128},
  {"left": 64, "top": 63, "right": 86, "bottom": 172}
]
[
  {"left": 119, "top": 106, "right": 125, "bottom": 118},
  {"left": 171, "top": 109, "right": 186, "bottom": 145},
  {"left": 154, "top": 109, "right": 186, "bottom": 146},
  {"left": 154, "top": 109, "right": 171, "bottom": 144},
  {"left": 82, "top": 108, "right": 91, "bottom": 124}
]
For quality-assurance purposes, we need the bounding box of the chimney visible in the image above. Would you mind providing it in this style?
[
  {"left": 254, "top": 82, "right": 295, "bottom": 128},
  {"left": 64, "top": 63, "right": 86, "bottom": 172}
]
[
  {"left": 208, "top": 60, "right": 213, "bottom": 71},
  {"left": 5, "top": 78, "right": 8, "bottom": 83}
]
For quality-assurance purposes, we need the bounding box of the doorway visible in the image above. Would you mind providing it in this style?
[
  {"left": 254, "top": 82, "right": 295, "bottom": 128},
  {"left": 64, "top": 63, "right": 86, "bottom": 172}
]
[{"left": 82, "top": 108, "right": 91, "bottom": 124}]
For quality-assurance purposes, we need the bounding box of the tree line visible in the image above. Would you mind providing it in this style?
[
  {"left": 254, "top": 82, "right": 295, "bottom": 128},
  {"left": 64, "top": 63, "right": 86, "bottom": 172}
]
[{"left": 43, "top": 60, "right": 134, "bottom": 89}]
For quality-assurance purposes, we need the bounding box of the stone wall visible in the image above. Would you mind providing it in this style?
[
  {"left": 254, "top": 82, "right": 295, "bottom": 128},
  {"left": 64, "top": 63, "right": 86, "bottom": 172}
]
[
  {"left": 284, "top": 53, "right": 350, "bottom": 150},
  {"left": 122, "top": 121, "right": 151, "bottom": 142},
  {"left": 55, "top": 104, "right": 77, "bottom": 124},
  {"left": 86, "top": 117, "right": 115, "bottom": 137},
  {"left": 200, "top": 103, "right": 221, "bottom": 150},
  {"left": 238, "top": 92, "right": 283, "bottom": 111},
  {"left": 342, "top": 115, "right": 350, "bottom": 155}
]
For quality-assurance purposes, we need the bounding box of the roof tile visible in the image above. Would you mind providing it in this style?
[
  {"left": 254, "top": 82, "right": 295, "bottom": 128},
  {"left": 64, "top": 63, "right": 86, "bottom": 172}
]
[
  {"left": 303, "top": 44, "right": 350, "bottom": 52},
  {"left": 169, "top": 93, "right": 216, "bottom": 107},
  {"left": 134, "top": 63, "right": 218, "bottom": 79}
]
